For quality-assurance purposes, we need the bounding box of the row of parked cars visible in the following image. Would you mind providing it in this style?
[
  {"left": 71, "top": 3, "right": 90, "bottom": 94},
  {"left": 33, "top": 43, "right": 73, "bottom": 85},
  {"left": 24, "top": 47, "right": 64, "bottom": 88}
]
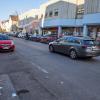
[
  {"left": 8, "top": 32, "right": 26, "bottom": 38},
  {"left": 6, "top": 32, "right": 100, "bottom": 59},
  {"left": 29, "top": 33, "right": 58, "bottom": 43},
  {"left": 9, "top": 32, "right": 59, "bottom": 44}
]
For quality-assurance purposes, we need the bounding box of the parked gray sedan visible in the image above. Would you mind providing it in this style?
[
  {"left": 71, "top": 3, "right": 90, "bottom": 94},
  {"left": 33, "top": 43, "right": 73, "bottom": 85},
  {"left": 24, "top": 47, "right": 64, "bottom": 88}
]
[{"left": 49, "top": 36, "right": 100, "bottom": 59}]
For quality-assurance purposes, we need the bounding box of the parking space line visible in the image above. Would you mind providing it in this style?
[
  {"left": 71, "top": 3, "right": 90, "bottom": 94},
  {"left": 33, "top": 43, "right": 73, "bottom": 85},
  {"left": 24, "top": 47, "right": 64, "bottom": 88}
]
[{"left": 31, "top": 62, "right": 49, "bottom": 74}]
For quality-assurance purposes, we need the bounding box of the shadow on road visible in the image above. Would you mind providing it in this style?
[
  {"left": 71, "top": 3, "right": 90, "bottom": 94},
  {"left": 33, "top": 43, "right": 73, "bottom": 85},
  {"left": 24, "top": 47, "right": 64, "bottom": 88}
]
[{"left": 53, "top": 52, "right": 100, "bottom": 64}]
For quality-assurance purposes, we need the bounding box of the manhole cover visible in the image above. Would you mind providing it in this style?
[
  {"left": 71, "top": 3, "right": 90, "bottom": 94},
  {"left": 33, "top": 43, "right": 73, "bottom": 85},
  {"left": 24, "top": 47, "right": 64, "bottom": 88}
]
[{"left": 17, "top": 89, "right": 29, "bottom": 95}]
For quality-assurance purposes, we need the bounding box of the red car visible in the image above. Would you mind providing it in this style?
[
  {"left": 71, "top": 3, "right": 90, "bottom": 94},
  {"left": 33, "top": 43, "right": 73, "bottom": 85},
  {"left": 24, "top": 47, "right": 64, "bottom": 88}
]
[
  {"left": 0, "top": 34, "right": 15, "bottom": 52},
  {"left": 40, "top": 34, "right": 58, "bottom": 43}
]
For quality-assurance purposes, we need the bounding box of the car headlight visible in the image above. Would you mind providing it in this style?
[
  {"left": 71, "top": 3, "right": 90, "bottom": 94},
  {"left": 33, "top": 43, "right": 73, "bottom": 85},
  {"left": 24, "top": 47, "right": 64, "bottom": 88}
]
[{"left": 86, "top": 47, "right": 92, "bottom": 52}]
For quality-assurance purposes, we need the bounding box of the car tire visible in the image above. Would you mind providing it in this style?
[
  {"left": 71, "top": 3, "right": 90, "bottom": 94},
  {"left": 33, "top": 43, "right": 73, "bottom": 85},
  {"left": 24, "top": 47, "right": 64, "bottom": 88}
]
[
  {"left": 11, "top": 49, "right": 15, "bottom": 52},
  {"left": 87, "top": 57, "right": 93, "bottom": 59},
  {"left": 49, "top": 45, "right": 54, "bottom": 52},
  {"left": 69, "top": 50, "right": 77, "bottom": 59}
]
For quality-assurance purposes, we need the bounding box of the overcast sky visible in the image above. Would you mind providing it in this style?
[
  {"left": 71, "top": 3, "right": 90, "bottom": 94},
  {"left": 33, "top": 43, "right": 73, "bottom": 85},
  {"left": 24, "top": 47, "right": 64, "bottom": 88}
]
[{"left": 0, "top": 0, "right": 47, "bottom": 20}]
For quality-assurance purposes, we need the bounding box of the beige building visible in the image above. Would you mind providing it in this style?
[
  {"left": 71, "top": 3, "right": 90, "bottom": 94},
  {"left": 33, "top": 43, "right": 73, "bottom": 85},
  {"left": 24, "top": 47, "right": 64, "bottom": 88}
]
[
  {"left": 0, "top": 21, "right": 2, "bottom": 32},
  {"left": 1, "top": 20, "right": 9, "bottom": 32},
  {"left": 9, "top": 15, "right": 19, "bottom": 32},
  {"left": 1, "top": 15, "right": 19, "bottom": 33}
]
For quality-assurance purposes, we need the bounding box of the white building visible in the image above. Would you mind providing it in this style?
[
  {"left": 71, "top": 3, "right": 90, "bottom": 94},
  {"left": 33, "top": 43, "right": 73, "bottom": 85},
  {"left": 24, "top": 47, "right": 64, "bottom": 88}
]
[
  {"left": 18, "top": 9, "right": 41, "bottom": 34},
  {"left": 0, "top": 15, "right": 18, "bottom": 33}
]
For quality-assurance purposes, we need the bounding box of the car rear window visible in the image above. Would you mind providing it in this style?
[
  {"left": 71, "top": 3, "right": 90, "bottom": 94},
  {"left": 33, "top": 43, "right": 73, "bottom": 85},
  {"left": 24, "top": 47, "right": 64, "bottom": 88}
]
[
  {"left": 95, "top": 40, "right": 100, "bottom": 46},
  {"left": 83, "top": 40, "right": 95, "bottom": 46},
  {"left": 0, "top": 35, "right": 10, "bottom": 40}
]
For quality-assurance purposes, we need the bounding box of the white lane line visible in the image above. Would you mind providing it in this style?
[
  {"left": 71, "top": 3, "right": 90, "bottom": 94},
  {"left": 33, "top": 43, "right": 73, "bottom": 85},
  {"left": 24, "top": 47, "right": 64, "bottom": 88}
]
[{"left": 31, "top": 62, "right": 49, "bottom": 74}]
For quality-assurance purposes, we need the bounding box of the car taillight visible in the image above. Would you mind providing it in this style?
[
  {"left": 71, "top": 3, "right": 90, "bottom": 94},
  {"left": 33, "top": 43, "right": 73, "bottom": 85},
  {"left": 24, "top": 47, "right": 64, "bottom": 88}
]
[
  {"left": 82, "top": 45, "right": 87, "bottom": 48},
  {"left": 11, "top": 41, "right": 14, "bottom": 45},
  {"left": 47, "top": 37, "right": 52, "bottom": 40}
]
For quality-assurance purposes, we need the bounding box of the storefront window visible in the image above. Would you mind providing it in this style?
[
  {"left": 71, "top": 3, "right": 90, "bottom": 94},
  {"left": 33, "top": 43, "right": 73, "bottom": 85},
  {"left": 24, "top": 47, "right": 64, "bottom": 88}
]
[
  {"left": 88, "top": 27, "right": 96, "bottom": 39},
  {"left": 97, "top": 28, "right": 100, "bottom": 41}
]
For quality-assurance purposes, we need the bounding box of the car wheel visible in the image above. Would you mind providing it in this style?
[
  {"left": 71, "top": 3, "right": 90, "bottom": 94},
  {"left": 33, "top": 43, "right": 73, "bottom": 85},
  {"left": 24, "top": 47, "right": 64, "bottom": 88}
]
[
  {"left": 49, "top": 45, "right": 54, "bottom": 52},
  {"left": 87, "top": 57, "right": 93, "bottom": 59},
  {"left": 70, "top": 50, "right": 77, "bottom": 59},
  {"left": 11, "top": 49, "right": 15, "bottom": 52}
]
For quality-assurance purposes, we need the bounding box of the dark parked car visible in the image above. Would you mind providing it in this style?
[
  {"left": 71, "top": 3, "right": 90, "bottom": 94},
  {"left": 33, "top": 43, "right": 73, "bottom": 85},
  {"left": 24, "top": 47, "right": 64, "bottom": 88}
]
[
  {"left": 49, "top": 36, "right": 100, "bottom": 59},
  {"left": 0, "top": 34, "right": 15, "bottom": 52},
  {"left": 40, "top": 34, "right": 58, "bottom": 43},
  {"left": 29, "top": 34, "right": 42, "bottom": 42},
  {"left": 14, "top": 32, "right": 20, "bottom": 37}
]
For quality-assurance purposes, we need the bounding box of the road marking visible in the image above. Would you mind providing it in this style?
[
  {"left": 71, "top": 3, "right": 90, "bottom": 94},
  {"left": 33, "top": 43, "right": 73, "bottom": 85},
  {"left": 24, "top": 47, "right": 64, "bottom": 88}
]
[{"left": 31, "top": 62, "right": 49, "bottom": 74}]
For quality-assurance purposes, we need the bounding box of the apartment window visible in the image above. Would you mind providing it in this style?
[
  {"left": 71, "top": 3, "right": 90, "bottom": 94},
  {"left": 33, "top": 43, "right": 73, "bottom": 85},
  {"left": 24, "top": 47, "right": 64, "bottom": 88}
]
[
  {"left": 54, "top": 11, "right": 58, "bottom": 16},
  {"left": 35, "top": 15, "right": 38, "bottom": 19},
  {"left": 49, "top": 11, "right": 53, "bottom": 17},
  {"left": 41, "top": 14, "right": 43, "bottom": 19},
  {"left": 54, "top": 9, "right": 58, "bottom": 16},
  {"left": 76, "top": 5, "right": 84, "bottom": 19},
  {"left": 77, "top": 8, "right": 84, "bottom": 14}
]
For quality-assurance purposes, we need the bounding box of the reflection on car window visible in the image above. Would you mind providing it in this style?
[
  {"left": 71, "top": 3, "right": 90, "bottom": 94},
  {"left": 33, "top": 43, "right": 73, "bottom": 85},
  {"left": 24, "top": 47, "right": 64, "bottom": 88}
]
[
  {"left": 74, "top": 39, "right": 81, "bottom": 44},
  {"left": 63, "top": 37, "right": 81, "bottom": 44},
  {"left": 67, "top": 37, "right": 74, "bottom": 43},
  {"left": 0, "top": 35, "right": 10, "bottom": 40},
  {"left": 83, "top": 40, "right": 95, "bottom": 45},
  {"left": 57, "top": 38, "right": 63, "bottom": 42}
]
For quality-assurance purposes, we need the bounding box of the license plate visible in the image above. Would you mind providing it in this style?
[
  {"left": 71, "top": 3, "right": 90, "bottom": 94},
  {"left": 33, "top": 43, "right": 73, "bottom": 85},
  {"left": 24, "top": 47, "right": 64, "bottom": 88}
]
[
  {"left": 3, "top": 47, "right": 9, "bottom": 49},
  {"left": 92, "top": 46, "right": 99, "bottom": 51},
  {"left": 92, "top": 48, "right": 98, "bottom": 51}
]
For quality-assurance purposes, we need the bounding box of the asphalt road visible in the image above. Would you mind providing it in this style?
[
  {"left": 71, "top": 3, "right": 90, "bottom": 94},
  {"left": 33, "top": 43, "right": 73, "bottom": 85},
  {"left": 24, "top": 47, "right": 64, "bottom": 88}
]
[{"left": 0, "top": 37, "right": 100, "bottom": 100}]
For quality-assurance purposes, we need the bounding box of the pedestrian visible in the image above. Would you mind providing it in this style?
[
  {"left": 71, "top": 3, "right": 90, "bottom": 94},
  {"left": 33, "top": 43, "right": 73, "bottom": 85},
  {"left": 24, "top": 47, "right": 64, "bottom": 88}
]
[{"left": 26, "top": 32, "right": 29, "bottom": 40}]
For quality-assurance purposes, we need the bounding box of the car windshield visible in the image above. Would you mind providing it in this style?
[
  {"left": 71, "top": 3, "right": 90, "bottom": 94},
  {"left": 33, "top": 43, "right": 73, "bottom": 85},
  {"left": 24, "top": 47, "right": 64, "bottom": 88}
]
[
  {"left": 83, "top": 40, "right": 95, "bottom": 46},
  {"left": 0, "top": 35, "right": 10, "bottom": 40}
]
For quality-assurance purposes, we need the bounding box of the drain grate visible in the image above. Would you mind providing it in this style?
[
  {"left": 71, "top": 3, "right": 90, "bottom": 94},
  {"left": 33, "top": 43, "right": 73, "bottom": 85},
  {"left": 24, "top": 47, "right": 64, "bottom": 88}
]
[{"left": 17, "top": 89, "right": 30, "bottom": 95}]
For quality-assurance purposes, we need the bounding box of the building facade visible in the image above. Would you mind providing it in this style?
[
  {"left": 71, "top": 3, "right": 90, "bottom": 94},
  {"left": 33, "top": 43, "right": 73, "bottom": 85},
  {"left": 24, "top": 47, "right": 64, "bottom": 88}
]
[
  {"left": 40, "top": 0, "right": 84, "bottom": 36},
  {"left": 1, "top": 20, "right": 9, "bottom": 32},
  {"left": 39, "top": 0, "right": 100, "bottom": 39},
  {"left": 9, "top": 15, "right": 19, "bottom": 32},
  {"left": 83, "top": 0, "right": 100, "bottom": 40},
  {"left": 0, "top": 15, "right": 19, "bottom": 33},
  {"left": 18, "top": 9, "right": 41, "bottom": 34},
  {"left": 0, "top": 21, "right": 3, "bottom": 32},
  {"left": 17, "top": 0, "right": 100, "bottom": 39}
]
